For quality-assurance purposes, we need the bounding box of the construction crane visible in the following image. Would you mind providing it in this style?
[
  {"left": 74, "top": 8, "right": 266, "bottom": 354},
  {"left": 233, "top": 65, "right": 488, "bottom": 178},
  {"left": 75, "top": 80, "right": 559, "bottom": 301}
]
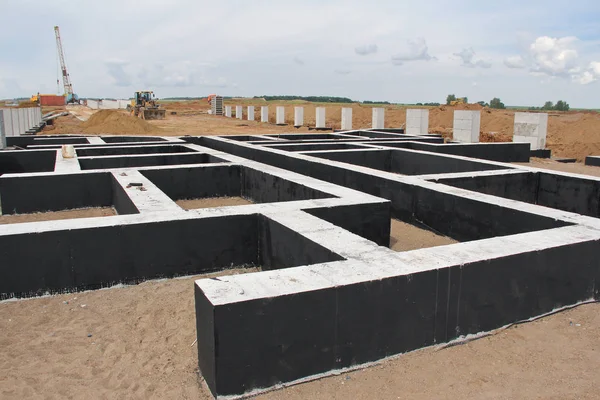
[{"left": 54, "top": 26, "right": 79, "bottom": 104}]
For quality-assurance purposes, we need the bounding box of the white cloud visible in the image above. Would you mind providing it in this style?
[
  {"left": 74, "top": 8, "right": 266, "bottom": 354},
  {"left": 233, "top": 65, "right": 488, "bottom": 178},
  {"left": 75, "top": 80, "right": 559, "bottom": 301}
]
[
  {"left": 391, "top": 38, "right": 434, "bottom": 66},
  {"left": 529, "top": 36, "right": 579, "bottom": 76},
  {"left": 355, "top": 44, "right": 378, "bottom": 56},
  {"left": 503, "top": 55, "right": 526, "bottom": 69},
  {"left": 503, "top": 36, "right": 600, "bottom": 85},
  {"left": 453, "top": 48, "right": 491, "bottom": 68},
  {"left": 572, "top": 61, "right": 600, "bottom": 84},
  {"left": 293, "top": 56, "right": 305, "bottom": 66}
]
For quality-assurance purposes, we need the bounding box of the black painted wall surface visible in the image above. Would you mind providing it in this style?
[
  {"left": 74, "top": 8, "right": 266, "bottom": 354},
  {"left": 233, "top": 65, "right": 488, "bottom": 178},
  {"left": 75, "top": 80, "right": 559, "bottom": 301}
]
[
  {"left": 141, "top": 165, "right": 242, "bottom": 200},
  {"left": 195, "top": 235, "right": 600, "bottom": 397},
  {"left": 76, "top": 145, "right": 196, "bottom": 157},
  {"left": 0, "top": 150, "right": 57, "bottom": 174},
  {"left": 0, "top": 172, "right": 117, "bottom": 214},
  {"left": 0, "top": 214, "right": 260, "bottom": 298},
  {"left": 78, "top": 153, "right": 225, "bottom": 170},
  {"left": 435, "top": 172, "right": 538, "bottom": 204}
]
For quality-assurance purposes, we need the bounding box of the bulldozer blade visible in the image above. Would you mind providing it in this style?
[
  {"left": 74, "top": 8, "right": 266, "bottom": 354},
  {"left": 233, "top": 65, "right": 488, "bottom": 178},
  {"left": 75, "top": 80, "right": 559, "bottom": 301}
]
[{"left": 143, "top": 109, "right": 166, "bottom": 120}]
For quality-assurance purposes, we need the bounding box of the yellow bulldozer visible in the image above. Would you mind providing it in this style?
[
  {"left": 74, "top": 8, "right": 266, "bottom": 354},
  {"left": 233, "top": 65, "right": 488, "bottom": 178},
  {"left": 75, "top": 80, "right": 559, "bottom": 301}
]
[{"left": 127, "top": 91, "right": 166, "bottom": 120}]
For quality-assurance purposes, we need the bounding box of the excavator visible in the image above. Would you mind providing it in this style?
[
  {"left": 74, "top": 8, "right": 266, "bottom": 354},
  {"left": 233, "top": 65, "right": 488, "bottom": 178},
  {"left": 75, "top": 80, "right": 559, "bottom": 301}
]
[{"left": 128, "top": 91, "right": 166, "bottom": 120}]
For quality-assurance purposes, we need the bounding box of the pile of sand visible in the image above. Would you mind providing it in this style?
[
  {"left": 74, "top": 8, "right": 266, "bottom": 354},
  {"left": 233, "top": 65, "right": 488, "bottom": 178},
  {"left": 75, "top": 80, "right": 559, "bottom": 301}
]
[{"left": 80, "top": 110, "right": 161, "bottom": 135}]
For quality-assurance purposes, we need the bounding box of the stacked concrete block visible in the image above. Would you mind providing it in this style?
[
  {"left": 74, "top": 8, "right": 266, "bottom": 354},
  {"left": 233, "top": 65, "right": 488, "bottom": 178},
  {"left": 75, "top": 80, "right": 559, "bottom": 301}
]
[
  {"left": 372, "top": 108, "right": 385, "bottom": 129},
  {"left": 0, "top": 107, "right": 43, "bottom": 137},
  {"left": 341, "top": 108, "right": 352, "bottom": 130},
  {"left": 224, "top": 106, "right": 232, "bottom": 118},
  {"left": 453, "top": 110, "right": 481, "bottom": 143},
  {"left": 100, "top": 100, "right": 120, "bottom": 109},
  {"left": 236, "top": 106, "right": 243, "bottom": 120},
  {"left": 316, "top": 107, "right": 326, "bottom": 129},
  {"left": 211, "top": 96, "right": 224, "bottom": 116},
  {"left": 276, "top": 107, "right": 285, "bottom": 125},
  {"left": 261, "top": 106, "right": 269, "bottom": 123},
  {"left": 87, "top": 99, "right": 99, "bottom": 109},
  {"left": 247, "top": 106, "right": 255, "bottom": 121},
  {"left": 0, "top": 110, "right": 6, "bottom": 148},
  {"left": 513, "top": 112, "right": 548, "bottom": 150},
  {"left": 406, "top": 109, "right": 429, "bottom": 135},
  {"left": 294, "top": 107, "right": 304, "bottom": 127}
]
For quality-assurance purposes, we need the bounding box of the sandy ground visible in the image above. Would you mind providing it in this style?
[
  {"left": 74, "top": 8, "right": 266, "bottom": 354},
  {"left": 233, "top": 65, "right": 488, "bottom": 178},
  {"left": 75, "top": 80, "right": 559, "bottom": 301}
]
[
  {"left": 389, "top": 219, "right": 457, "bottom": 251},
  {"left": 176, "top": 196, "right": 253, "bottom": 210},
  {"left": 0, "top": 207, "right": 116, "bottom": 225},
  {"left": 516, "top": 158, "right": 600, "bottom": 177}
]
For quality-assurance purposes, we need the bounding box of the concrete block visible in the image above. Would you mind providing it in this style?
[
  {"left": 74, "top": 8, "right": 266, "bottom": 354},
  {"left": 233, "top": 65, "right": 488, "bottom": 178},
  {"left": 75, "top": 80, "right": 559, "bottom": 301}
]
[
  {"left": 236, "top": 106, "right": 243, "bottom": 120},
  {"left": 513, "top": 112, "right": 548, "bottom": 150},
  {"left": 276, "top": 107, "right": 285, "bottom": 125},
  {"left": 341, "top": 108, "right": 352, "bottom": 130},
  {"left": 247, "top": 106, "right": 255, "bottom": 121},
  {"left": 18, "top": 109, "right": 26, "bottom": 136},
  {"left": 87, "top": 99, "right": 99, "bottom": 109},
  {"left": 10, "top": 109, "right": 19, "bottom": 136},
  {"left": 316, "top": 107, "right": 326, "bottom": 128},
  {"left": 372, "top": 108, "right": 385, "bottom": 129},
  {"left": 0, "top": 110, "right": 6, "bottom": 149},
  {"left": 453, "top": 110, "right": 480, "bottom": 143},
  {"left": 261, "top": 106, "right": 269, "bottom": 123},
  {"left": 100, "top": 100, "right": 120, "bottom": 110},
  {"left": 406, "top": 109, "right": 429, "bottom": 135},
  {"left": 225, "top": 106, "right": 232, "bottom": 118},
  {"left": 294, "top": 107, "right": 304, "bottom": 127}
]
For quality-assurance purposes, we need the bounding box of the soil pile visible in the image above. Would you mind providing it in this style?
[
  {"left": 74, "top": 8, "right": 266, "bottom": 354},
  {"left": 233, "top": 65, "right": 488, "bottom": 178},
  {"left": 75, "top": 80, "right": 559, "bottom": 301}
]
[{"left": 80, "top": 110, "right": 161, "bottom": 135}]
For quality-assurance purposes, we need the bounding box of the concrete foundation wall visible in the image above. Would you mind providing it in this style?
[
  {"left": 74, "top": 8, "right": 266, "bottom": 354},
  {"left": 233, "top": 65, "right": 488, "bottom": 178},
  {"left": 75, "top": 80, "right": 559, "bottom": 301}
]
[
  {"left": 235, "top": 106, "right": 243, "bottom": 120},
  {"left": 0, "top": 215, "right": 260, "bottom": 297},
  {"left": 141, "top": 165, "right": 242, "bottom": 201},
  {"left": 0, "top": 150, "right": 57, "bottom": 174},
  {"left": 376, "top": 142, "right": 530, "bottom": 163},
  {"left": 196, "top": 236, "right": 599, "bottom": 396},
  {"left": 224, "top": 106, "right": 232, "bottom": 118},
  {"left": 78, "top": 153, "right": 223, "bottom": 170},
  {"left": 0, "top": 172, "right": 132, "bottom": 214}
]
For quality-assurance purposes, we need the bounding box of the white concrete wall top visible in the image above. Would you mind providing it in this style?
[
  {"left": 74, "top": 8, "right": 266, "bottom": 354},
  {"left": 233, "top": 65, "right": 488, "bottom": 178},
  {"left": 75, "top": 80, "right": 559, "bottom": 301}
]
[
  {"left": 341, "top": 108, "right": 353, "bottom": 131},
  {"left": 247, "top": 106, "right": 255, "bottom": 121},
  {"left": 372, "top": 108, "right": 385, "bottom": 129},
  {"left": 294, "top": 107, "right": 304, "bottom": 127},
  {"left": 406, "top": 109, "right": 429, "bottom": 135},
  {"left": 261, "top": 106, "right": 269, "bottom": 123},
  {"left": 453, "top": 110, "right": 481, "bottom": 143},
  {"left": 235, "top": 106, "right": 243, "bottom": 120},
  {"left": 513, "top": 112, "right": 548, "bottom": 150},
  {"left": 224, "top": 105, "right": 232, "bottom": 118},
  {"left": 276, "top": 106, "right": 285, "bottom": 125},
  {"left": 316, "top": 107, "right": 326, "bottom": 128}
]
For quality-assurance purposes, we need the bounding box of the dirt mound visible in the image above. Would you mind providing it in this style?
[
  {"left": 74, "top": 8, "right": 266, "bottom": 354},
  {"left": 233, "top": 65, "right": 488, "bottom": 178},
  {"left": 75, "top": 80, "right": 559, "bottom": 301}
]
[{"left": 81, "top": 110, "right": 161, "bottom": 135}]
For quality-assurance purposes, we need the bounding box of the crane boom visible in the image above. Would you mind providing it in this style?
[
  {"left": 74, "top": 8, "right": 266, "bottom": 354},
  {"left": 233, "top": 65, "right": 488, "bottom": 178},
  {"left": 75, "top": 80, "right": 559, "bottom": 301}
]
[{"left": 54, "top": 26, "right": 73, "bottom": 96}]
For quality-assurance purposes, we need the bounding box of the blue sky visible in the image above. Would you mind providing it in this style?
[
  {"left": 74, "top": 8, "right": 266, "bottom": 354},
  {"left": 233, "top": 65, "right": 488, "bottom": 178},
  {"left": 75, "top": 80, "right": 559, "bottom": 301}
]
[{"left": 1, "top": 0, "right": 600, "bottom": 107}]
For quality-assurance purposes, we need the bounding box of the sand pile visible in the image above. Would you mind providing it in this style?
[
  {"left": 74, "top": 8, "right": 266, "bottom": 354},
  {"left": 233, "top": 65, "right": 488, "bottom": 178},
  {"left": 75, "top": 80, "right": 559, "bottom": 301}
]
[{"left": 80, "top": 110, "right": 161, "bottom": 135}]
